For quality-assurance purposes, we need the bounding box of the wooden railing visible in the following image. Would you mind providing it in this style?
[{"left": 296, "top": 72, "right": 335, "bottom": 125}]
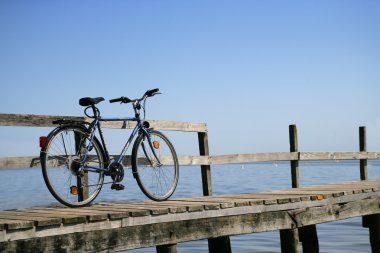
[
  {"left": 1, "top": 114, "right": 380, "bottom": 166},
  {"left": 1, "top": 113, "right": 379, "bottom": 197}
]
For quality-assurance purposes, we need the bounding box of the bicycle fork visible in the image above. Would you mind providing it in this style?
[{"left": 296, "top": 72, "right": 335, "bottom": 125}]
[{"left": 140, "top": 130, "right": 162, "bottom": 167}]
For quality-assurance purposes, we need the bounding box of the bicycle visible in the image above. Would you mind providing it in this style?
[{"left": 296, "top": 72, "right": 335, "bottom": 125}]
[{"left": 39, "top": 88, "right": 179, "bottom": 207}]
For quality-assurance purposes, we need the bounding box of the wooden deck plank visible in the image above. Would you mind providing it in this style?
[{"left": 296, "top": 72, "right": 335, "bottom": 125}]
[
  {"left": 0, "top": 211, "right": 61, "bottom": 227},
  {"left": 22, "top": 208, "right": 110, "bottom": 222},
  {"left": 0, "top": 219, "right": 34, "bottom": 230}
]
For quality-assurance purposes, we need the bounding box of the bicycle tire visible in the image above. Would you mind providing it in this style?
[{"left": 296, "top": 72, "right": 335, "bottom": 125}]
[
  {"left": 132, "top": 130, "right": 179, "bottom": 201},
  {"left": 40, "top": 124, "right": 105, "bottom": 207}
]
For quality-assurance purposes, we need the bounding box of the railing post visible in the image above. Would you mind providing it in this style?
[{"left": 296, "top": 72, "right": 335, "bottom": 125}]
[
  {"left": 282, "top": 125, "right": 319, "bottom": 253},
  {"left": 198, "top": 132, "right": 212, "bottom": 196},
  {"left": 75, "top": 132, "right": 89, "bottom": 201},
  {"left": 198, "top": 131, "right": 231, "bottom": 253},
  {"left": 289, "top": 124, "right": 299, "bottom": 188},
  {"left": 279, "top": 125, "right": 301, "bottom": 253},
  {"left": 360, "top": 128, "right": 379, "bottom": 252},
  {"left": 359, "top": 126, "right": 368, "bottom": 180}
]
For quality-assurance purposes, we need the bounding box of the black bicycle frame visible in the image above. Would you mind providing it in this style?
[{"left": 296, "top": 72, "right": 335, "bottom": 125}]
[{"left": 81, "top": 115, "right": 160, "bottom": 174}]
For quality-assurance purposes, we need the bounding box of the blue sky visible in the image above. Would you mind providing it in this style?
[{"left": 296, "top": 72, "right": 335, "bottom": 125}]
[{"left": 1, "top": 1, "right": 380, "bottom": 157}]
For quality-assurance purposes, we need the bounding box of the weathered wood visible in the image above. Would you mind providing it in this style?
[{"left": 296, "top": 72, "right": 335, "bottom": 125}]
[
  {"left": 197, "top": 131, "right": 232, "bottom": 253},
  {"left": 360, "top": 126, "right": 368, "bottom": 180},
  {"left": 177, "top": 155, "right": 210, "bottom": 165},
  {"left": 0, "top": 211, "right": 61, "bottom": 227},
  {"left": 209, "top": 152, "right": 298, "bottom": 164},
  {"left": 299, "top": 152, "right": 380, "bottom": 160},
  {"left": 0, "top": 113, "right": 207, "bottom": 132},
  {"left": 0, "top": 219, "right": 34, "bottom": 230},
  {"left": 156, "top": 244, "right": 178, "bottom": 253},
  {"left": 368, "top": 214, "right": 380, "bottom": 253},
  {"left": 289, "top": 125, "right": 299, "bottom": 188},
  {"left": 198, "top": 132, "right": 212, "bottom": 196},
  {"left": 3, "top": 151, "right": 380, "bottom": 169},
  {"left": 0, "top": 156, "right": 40, "bottom": 169},
  {"left": 280, "top": 229, "right": 300, "bottom": 253},
  {"left": 0, "top": 210, "right": 296, "bottom": 253},
  {"left": 0, "top": 182, "right": 379, "bottom": 251},
  {"left": 363, "top": 214, "right": 380, "bottom": 252},
  {"left": 299, "top": 225, "right": 319, "bottom": 253},
  {"left": 208, "top": 236, "right": 232, "bottom": 253}
]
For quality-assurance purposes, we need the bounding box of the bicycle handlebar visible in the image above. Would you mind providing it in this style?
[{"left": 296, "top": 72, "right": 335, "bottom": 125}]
[
  {"left": 109, "top": 88, "right": 160, "bottom": 104},
  {"left": 145, "top": 88, "right": 159, "bottom": 97},
  {"left": 109, "top": 97, "right": 132, "bottom": 103}
]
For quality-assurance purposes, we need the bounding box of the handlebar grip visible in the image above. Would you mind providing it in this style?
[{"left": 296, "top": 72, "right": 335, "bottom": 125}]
[
  {"left": 145, "top": 88, "right": 160, "bottom": 97},
  {"left": 109, "top": 97, "right": 123, "bottom": 103}
]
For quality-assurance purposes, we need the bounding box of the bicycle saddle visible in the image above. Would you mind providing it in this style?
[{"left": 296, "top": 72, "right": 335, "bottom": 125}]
[{"left": 79, "top": 97, "right": 105, "bottom": 107}]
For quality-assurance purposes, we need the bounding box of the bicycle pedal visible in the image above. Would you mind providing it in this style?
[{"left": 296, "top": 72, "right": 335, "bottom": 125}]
[{"left": 111, "top": 183, "right": 125, "bottom": 191}]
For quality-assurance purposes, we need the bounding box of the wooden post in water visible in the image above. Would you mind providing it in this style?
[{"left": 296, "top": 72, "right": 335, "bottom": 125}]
[
  {"left": 280, "top": 229, "right": 300, "bottom": 253},
  {"left": 281, "top": 125, "right": 319, "bottom": 253},
  {"left": 280, "top": 125, "right": 301, "bottom": 253},
  {"left": 156, "top": 244, "right": 178, "bottom": 253},
  {"left": 299, "top": 225, "right": 319, "bottom": 253},
  {"left": 198, "top": 131, "right": 231, "bottom": 253},
  {"left": 360, "top": 128, "right": 380, "bottom": 253},
  {"left": 362, "top": 214, "right": 380, "bottom": 252},
  {"left": 359, "top": 126, "right": 368, "bottom": 180}
]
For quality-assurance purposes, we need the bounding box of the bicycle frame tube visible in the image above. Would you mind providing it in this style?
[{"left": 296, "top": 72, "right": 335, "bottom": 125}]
[
  {"left": 116, "top": 121, "right": 141, "bottom": 164},
  {"left": 97, "top": 116, "right": 140, "bottom": 161},
  {"left": 99, "top": 116, "right": 143, "bottom": 165},
  {"left": 80, "top": 116, "right": 141, "bottom": 173},
  {"left": 80, "top": 116, "right": 162, "bottom": 172}
]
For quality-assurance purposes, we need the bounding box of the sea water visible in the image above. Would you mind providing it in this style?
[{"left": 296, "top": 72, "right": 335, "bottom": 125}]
[{"left": 0, "top": 161, "right": 379, "bottom": 252}]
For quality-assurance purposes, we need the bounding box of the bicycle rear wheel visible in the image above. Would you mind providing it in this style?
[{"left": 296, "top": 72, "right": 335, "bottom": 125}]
[
  {"left": 40, "top": 125, "right": 105, "bottom": 207},
  {"left": 132, "top": 130, "right": 179, "bottom": 201}
]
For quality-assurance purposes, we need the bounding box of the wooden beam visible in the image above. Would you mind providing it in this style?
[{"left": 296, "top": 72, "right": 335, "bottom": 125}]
[
  {"left": 0, "top": 113, "right": 207, "bottom": 132},
  {"left": 299, "top": 152, "right": 380, "bottom": 160},
  {"left": 209, "top": 152, "right": 298, "bottom": 164},
  {"left": 3, "top": 151, "right": 380, "bottom": 169}
]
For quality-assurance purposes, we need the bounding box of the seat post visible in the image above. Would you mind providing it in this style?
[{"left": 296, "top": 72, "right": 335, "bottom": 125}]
[{"left": 91, "top": 106, "right": 98, "bottom": 118}]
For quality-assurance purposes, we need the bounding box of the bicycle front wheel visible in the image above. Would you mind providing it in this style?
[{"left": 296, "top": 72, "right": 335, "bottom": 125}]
[
  {"left": 40, "top": 125, "right": 105, "bottom": 207},
  {"left": 132, "top": 130, "right": 179, "bottom": 201}
]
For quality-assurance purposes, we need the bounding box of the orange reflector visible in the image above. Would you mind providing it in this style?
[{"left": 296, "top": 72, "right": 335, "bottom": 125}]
[
  {"left": 70, "top": 186, "right": 78, "bottom": 195},
  {"left": 153, "top": 141, "right": 159, "bottom": 149},
  {"left": 39, "top": 136, "right": 46, "bottom": 148}
]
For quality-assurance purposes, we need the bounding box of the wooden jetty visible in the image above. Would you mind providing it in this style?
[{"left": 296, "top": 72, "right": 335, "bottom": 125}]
[{"left": 0, "top": 113, "right": 380, "bottom": 253}]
